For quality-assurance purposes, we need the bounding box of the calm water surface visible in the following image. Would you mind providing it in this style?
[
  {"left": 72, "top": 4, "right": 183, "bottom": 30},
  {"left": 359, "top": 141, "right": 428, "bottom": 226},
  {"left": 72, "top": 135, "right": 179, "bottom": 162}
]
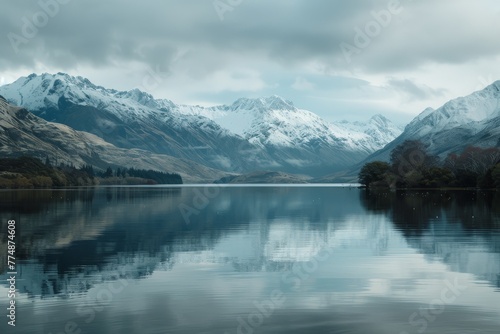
[{"left": 0, "top": 186, "right": 499, "bottom": 333}]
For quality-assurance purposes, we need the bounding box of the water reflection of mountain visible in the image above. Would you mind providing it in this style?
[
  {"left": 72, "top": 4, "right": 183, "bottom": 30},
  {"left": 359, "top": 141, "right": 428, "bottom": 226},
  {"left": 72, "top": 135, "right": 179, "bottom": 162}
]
[
  {"left": 0, "top": 188, "right": 186, "bottom": 297},
  {"left": 361, "top": 189, "right": 500, "bottom": 289},
  {"left": 0, "top": 187, "right": 363, "bottom": 297},
  {"left": 3, "top": 187, "right": 498, "bottom": 300}
]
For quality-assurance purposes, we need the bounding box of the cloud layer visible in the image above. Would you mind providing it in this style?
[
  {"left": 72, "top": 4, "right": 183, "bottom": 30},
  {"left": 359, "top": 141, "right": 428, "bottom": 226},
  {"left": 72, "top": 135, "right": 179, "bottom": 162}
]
[{"left": 1, "top": 0, "right": 500, "bottom": 122}]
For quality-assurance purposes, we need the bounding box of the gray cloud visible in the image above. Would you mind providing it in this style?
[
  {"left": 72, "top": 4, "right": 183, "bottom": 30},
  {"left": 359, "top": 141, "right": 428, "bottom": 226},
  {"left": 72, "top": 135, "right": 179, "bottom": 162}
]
[
  {"left": 1, "top": 0, "right": 499, "bottom": 124},
  {"left": 2, "top": 0, "right": 500, "bottom": 74},
  {"left": 386, "top": 78, "right": 447, "bottom": 100}
]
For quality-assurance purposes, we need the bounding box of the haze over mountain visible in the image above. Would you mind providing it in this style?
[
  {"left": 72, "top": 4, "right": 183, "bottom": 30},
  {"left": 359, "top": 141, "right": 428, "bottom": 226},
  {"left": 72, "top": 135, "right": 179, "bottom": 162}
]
[{"left": 0, "top": 73, "right": 402, "bottom": 176}]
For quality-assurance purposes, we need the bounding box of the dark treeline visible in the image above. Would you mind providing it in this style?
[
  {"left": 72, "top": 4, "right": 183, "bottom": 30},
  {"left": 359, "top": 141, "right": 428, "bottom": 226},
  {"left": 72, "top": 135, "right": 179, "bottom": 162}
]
[
  {"left": 359, "top": 140, "right": 500, "bottom": 189},
  {"left": 97, "top": 166, "right": 183, "bottom": 184},
  {"left": 0, "top": 156, "right": 96, "bottom": 188},
  {"left": 0, "top": 156, "right": 182, "bottom": 188}
]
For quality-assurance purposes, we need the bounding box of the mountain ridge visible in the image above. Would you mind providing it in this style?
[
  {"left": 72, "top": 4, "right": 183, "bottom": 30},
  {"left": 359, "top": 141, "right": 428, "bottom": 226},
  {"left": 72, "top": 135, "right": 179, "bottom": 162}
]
[
  {"left": 0, "top": 73, "right": 403, "bottom": 176},
  {"left": 2, "top": 73, "right": 499, "bottom": 183},
  {"left": 0, "top": 97, "right": 228, "bottom": 183},
  {"left": 332, "top": 80, "right": 500, "bottom": 182}
]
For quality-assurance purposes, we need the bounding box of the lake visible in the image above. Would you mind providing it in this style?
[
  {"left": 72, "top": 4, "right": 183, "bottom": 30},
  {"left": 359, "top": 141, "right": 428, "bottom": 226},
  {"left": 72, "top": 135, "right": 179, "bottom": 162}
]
[{"left": 1, "top": 186, "right": 499, "bottom": 333}]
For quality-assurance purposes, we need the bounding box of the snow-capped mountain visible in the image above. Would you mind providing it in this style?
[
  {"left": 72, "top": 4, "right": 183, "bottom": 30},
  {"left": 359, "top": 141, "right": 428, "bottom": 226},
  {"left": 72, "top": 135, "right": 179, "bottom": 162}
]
[
  {"left": 359, "top": 81, "right": 500, "bottom": 166},
  {"left": 0, "top": 96, "right": 227, "bottom": 183},
  {"left": 333, "top": 114, "right": 404, "bottom": 152},
  {"left": 173, "top": 96, "right": 403, "bottom": 152},
  {"left": 0, "top": 73, "right": 272, "bottom": 173},
  {"left": 0, "top": 73, "right": 402, "bottom": 176}
]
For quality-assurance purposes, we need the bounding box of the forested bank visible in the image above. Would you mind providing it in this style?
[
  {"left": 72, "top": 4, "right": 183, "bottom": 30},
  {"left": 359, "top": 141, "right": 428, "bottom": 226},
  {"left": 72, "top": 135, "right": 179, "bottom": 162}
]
[
  {"left": 0, "top": 156, "right": 182, "bottom": 188},
  {"left": 359, "top": 141, "right": 500, "bottom": 189}
]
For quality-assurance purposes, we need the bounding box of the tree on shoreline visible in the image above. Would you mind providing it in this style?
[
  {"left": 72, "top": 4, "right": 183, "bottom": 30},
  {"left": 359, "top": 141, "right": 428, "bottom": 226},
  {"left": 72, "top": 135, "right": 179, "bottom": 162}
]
[
  {"left": 359, "top": 142, "right": 500, "bottom": 189},
  {"left": 0, "top": 156, "right": 183, "bottom": 188},
  {"left": 358, "top": 161, "right": 390, "bottom": 187}
]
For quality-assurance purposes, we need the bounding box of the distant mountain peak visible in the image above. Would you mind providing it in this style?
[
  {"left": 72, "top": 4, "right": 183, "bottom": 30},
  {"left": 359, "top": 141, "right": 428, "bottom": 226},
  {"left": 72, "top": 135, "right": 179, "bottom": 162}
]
[
  {"left": 365, "top": 79, "right": 500, "bottom": 167},
  {"left": 264, "top": 95, "right": 295, "bottom": 110},
  {"left": 0, "top": 72, "right": 405, "bottom": 176},
  {"left": 369, "top": 114, "right": 391, "bottom": 124},
  {"left": 3, "top": 72, "right": 169, "bottom": 112},
  {"left": 22, "top": 72, "right": 99, "bottom": 92},
  {"left": 231, "top": 95, "right": 296, "bottom": 112},
  {"left": 115, "top": 87, "right": 156, "bottom": 105},
  {"left": 486, "top": 80, "right": 500, "bottom": 92}
]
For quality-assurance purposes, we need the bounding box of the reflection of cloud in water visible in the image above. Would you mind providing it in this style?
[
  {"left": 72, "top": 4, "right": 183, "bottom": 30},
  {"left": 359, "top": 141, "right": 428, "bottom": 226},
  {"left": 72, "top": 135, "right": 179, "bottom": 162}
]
[{"left": 0, "top": 187, "right": 500, "bottom": 333}]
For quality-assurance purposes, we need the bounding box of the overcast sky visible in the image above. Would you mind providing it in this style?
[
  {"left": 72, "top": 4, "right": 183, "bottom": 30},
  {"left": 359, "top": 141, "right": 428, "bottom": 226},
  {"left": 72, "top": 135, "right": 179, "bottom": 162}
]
[{"left": 1, "top": 0, "right": 500, "bottom": 123}]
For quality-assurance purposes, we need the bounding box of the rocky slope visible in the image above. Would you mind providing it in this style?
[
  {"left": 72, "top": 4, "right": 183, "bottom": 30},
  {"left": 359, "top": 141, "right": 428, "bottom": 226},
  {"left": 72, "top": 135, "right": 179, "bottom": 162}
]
[{"left": 0, "top": 96, "right": 227, "bottom": 183}]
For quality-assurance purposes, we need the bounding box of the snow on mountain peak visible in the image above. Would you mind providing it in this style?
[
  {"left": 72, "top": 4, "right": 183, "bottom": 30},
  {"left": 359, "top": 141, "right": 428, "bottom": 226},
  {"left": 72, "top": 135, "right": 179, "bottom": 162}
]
[
  {"left": 0, "top": 72, "right": 403, "bottom": 156},
  {"left": 482, "top": 80, "right": 500, "bottom": 96},
  {"left": 405, "top": 80, "right": 500, "bottom": 137},
  {"left": 114, "top": 88, "right": 158, "bottom": 107},
  {"left": 230, "top": 95, "right": 296, "bottom": 112},
  {"left": 263, "top": 95, "right": 295, "bottom": 110},
  {"left": 332, "top": 115, "right": 403, "bottom": 151},
  {"left": 369, "top": 114, "right": 391, "bottom": 127},
  {"left": 0, "top": 72, "right": 175, "bottom": 118},
  {"left": 172, "top": 95, "right": 401, "bottom": 151}
]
